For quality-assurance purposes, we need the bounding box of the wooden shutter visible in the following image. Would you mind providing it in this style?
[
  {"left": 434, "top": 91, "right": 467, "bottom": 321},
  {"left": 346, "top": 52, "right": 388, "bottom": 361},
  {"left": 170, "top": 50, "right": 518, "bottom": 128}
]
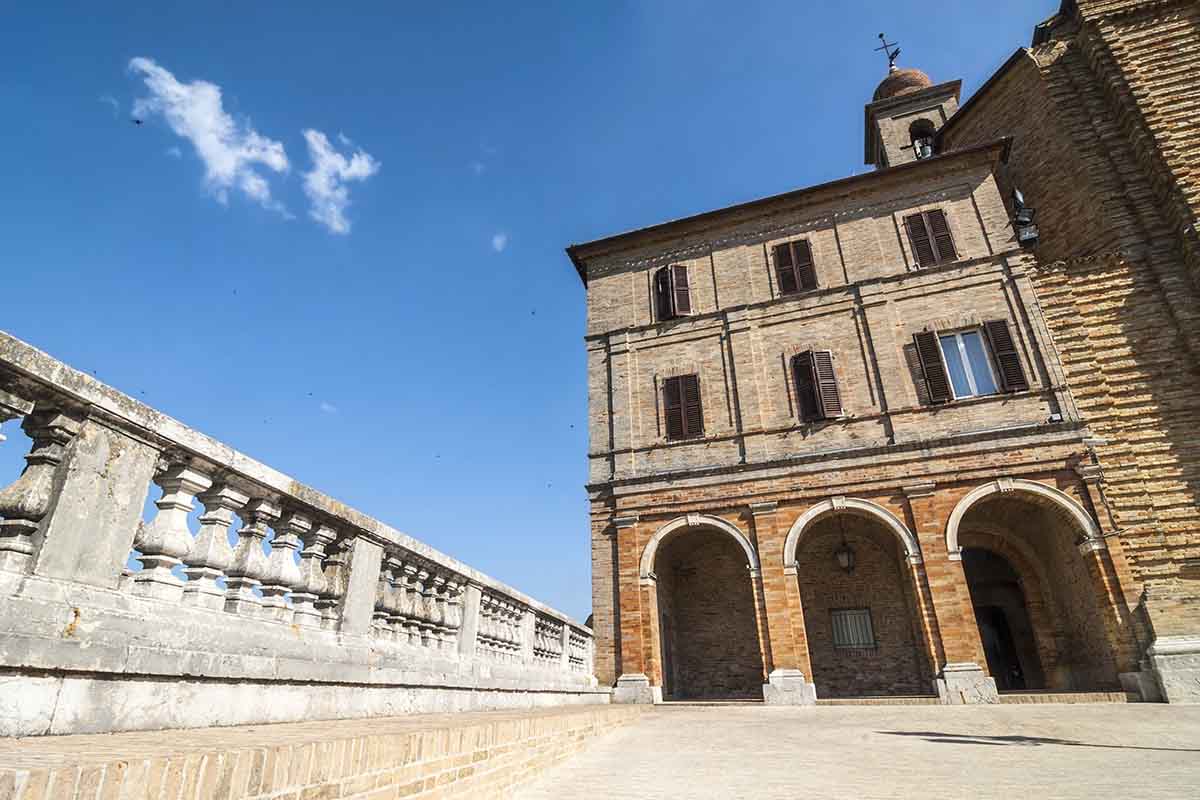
[
  {"left": 913, "top": 331, "right": 952, "bottom": 403},
  {"left": 905, "top": 214, "right": 936, "bottom": 267},
  {"left": 792, "top": 353, "right": 820, "bottom": 421},
  {"left": 984, "top": 320, "right": 1029, "bottom": 392},
  {"left": 774, "top": 243, "right": 799, "bottom": 295},
  {"left": 654, "top": 267, "right": 673, "bottom": 321},
  {"left": 811, "top": 350, "right": 842, "bottom": 418},
  {"left": 663, "top": 377, "right": 684, "bottom": 439},
  {"left": 926, "top": 209, "right": 956, "bottom": 263},
  {"left": 792, "top": 240, "right": 817, "bottom": 291},
  {"left": 670, "top": 264, "right": 691, "bottom": 315},
  {"left": 681, "top": 374, "right": 703, "bottom": 437}
]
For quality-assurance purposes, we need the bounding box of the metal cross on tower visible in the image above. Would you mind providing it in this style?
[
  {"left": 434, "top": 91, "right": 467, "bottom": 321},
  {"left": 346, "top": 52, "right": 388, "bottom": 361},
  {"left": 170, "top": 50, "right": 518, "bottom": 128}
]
[{"left": 875, "top": 33, "right": 901, "bottom": 71}]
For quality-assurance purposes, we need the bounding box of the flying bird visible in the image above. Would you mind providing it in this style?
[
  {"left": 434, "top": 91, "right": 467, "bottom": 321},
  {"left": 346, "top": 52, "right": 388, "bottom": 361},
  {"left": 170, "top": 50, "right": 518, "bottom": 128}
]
[{"left": 131, "top": 118, "right": 144, "bottom": 126}]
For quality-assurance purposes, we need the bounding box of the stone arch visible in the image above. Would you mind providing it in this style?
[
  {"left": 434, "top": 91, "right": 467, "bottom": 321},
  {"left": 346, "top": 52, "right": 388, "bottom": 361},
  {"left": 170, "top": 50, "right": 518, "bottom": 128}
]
[
  {"left": 782, "top": 497, "right": 921, "bottom": 569},
  {"left": 640, "top": 513, "right": 759, "bottom": 580},
  {"left": 945, "top": 478, "right": 1101, "bottom": 560}
]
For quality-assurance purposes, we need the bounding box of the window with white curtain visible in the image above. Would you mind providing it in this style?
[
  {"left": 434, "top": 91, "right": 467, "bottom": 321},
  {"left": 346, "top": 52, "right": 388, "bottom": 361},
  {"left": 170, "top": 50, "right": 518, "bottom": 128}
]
[{"left": 831, "top": 608, "right": 875, "bottom": 648}]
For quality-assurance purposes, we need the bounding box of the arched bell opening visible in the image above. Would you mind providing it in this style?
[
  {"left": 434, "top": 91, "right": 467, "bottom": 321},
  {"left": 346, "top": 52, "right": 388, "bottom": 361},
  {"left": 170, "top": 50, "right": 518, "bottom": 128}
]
[{"left": 653, "top": 526, "right": 764, "bottom": 700}]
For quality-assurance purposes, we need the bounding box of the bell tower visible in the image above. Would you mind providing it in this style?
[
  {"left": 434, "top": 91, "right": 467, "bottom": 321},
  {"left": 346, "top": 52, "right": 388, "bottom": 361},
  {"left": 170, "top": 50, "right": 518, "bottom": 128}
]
[{"left": 864, "top": 36, "right": 961, "bottom": 169}]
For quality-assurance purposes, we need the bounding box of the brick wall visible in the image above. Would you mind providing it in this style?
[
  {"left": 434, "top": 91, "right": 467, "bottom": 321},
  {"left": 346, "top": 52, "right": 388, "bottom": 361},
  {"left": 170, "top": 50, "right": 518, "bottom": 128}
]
[{"left": 655, "top": 528, "right": 764, "bottom": 699}]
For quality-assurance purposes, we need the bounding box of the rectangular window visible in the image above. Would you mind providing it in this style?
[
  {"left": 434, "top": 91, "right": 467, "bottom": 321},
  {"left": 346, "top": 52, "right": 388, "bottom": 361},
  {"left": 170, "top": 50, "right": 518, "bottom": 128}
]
[
  {"left": 831, "top": 608, "right": 875, "bottom": 648},
  {"left": 937, "top": 330, "right": 999, "bottom": 399},
  {"left": 654, "top": 264, "right": 691, "bottom": 321},
  {"left": 773, "top": 240, "right": 818, "bottom": 296},
  {"left": 904, "top": 209, "right": 957, "bottom": 268},
  {"left": 792, "top": 350, "right": 842, "bottom": 422},
  {"left": 663, "top": 374, "right": 703, "bottom": 441}
]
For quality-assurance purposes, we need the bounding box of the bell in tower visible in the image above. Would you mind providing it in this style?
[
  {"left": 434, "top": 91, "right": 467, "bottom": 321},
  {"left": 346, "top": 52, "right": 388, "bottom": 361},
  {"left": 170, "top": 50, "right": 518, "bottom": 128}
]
[{"left": 864, "top": 35, "right": 962, "bottom": 169}]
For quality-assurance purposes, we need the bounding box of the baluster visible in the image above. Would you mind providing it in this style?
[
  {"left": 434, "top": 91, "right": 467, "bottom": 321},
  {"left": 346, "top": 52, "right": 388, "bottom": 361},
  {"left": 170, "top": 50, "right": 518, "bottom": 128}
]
[
  {"left": 0, "top": 409, "right": 80, "bottom": 574},
  {"left": 292, "top": 523, "right": 334, "bottom": 628},
  {"left": 414, "top": 569, "right": 433, "bottom": 647},
  {"left": 131, "top": 461, "right": 212, "bottom": 601},
  {"left": 444, "top": 580, "right": 462, "bottom": 652},
  {"left": 224, "top": 498, "right": 279, "bottom": 617},
  {"left": 372, "top": 555, "right": 393, "bottom": 637},
  {"left": 315, "top": 534, "right": 350, "bottom": 630},
  {"left": 260, "top": 510, "right": 308, "bottom": 622},
  {"left": 183, "top": 484, "right": 248, "bottom": 608},
  {"left": 385, "top": 555, "right": 405, "bottom": 641},
  {"left": 401, "top": 563, "right": 421, "bottom": 644},
  {"left": 430, "top": 574, "right": 448, "bottom": 650}
]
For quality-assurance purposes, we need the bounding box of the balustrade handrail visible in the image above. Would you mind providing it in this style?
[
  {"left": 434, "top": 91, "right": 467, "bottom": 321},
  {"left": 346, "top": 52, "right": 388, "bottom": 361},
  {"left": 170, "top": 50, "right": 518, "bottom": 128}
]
[{"left": 0, "top": 329, "right": 590, "bottom": 634}]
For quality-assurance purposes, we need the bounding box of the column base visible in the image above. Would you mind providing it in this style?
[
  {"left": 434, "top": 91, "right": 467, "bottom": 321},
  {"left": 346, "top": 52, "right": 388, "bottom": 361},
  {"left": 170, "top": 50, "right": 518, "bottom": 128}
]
[
  {"left": 934, "top": 662, "right": 998, "bottom": 705},
  {"left": 612, "top": 673, "right": 662, "bottom": 704},
  {"left": 762, "top": 668, "right": 817, "bottom": 706},
  {"left": 1145, "top": 635, "right": 1200, "bottom": 703}
]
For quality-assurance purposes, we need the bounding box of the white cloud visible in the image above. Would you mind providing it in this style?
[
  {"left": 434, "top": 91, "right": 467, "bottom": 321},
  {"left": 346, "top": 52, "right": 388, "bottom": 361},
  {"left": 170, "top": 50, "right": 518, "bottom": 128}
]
[
  {"left": 98, "top": 94, "right": 120, "bottom": 117},
  {"left": 128, "top": 57, "right": 289, "bottom": 212},
  {"left": 301, "top": 129, "right": 380, "bottom": 235},
  {"left": 319, "top": 401, "right": 338, "bottom": 415},
  {"left": 491, "top": 232, "right": 508, "bottom": 253}
]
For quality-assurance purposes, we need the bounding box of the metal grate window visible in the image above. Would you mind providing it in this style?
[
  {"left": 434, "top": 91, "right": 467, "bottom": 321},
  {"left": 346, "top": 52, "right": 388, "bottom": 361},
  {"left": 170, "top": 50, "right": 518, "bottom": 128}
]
[{"left": 831, "top": 608, "right": 875, "bottom": 648}]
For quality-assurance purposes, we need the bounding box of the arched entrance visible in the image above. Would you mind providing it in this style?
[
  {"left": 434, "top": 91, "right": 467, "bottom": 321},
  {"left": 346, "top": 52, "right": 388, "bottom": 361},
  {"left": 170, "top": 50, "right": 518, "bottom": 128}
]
[
  {"left": 784, "top": 499, "right": 931, "bottom": 698},
  {"left": 948, "top": 479, "right": 1128, "bottom": 691},
  {"left": 644, "top": 516, "right": 764, "bottom": 700}
]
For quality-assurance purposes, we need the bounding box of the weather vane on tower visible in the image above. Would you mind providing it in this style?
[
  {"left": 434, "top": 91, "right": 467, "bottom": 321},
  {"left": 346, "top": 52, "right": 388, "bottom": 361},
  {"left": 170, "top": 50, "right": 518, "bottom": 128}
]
[{"left": 875, "top": 33, "right": 901, "bottom": 71}]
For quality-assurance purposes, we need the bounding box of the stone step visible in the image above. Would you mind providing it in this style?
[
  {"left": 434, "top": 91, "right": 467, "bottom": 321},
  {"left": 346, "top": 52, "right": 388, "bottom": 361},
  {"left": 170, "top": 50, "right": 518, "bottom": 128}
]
[
  {"left": 816, "top": 696, "right": 940, "bottom": 706},
  {"left": 0, "top": 704, "right": 645, "bottom": 800},
  {"left": 998, "top": 691, "right": 1136, "bottom": 704}
]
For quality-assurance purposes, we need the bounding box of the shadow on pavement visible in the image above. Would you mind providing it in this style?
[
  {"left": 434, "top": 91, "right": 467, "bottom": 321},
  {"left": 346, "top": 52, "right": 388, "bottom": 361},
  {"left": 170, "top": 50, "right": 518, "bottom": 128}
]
[{"left": 877, "top": 730, "right": 1200, "bottom": 753}]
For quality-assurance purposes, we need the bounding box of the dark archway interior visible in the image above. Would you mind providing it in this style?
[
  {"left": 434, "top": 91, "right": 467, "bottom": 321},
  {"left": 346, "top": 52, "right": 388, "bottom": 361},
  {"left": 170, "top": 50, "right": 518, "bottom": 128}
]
[
  {"left": 654, "top": 527, "right": 763, "bottom": 699},
  {"left": 795, "top": 514, "right": 928, "bottom": 698},
  {"left": 962, "top": 548, "right": 1045, "bottom": 691},
  {"left": 959, "top": 493, "right": 1121, "bottom": 690}
]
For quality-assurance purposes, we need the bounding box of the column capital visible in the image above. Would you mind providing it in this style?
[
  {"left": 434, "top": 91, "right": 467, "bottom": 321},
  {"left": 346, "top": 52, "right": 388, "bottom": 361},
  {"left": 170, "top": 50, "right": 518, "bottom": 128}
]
[
  {"left": 902, "top": 482, "right": 937, "bottom": 499},
  {"left": 1075, "top": 464, "right": 1103, "bottom": 485},
  {"left": 748, "top": 501, "right": 778, "bottom": 516},
  {"left": 1078, "top": 538, "right": 1108, "bottom": 555},
  {"left": 613, "top": 514, "right": 640, "bottom": 530}
]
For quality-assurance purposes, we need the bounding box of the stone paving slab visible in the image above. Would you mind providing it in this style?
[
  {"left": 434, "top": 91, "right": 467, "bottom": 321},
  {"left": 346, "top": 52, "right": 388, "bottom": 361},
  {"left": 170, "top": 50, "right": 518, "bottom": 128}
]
[{"left": 515, "top": 704, "right": 1200, "bottom": 799}]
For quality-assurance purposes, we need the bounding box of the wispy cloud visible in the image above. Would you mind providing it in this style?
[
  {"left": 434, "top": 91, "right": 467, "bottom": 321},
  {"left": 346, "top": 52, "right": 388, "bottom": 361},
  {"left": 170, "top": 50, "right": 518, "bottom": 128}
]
[
  {"left": 128, "top": 57, "right": 289, "bottom": 212},
  {"left": 98, "top": 94, "right": 120, "bottom": 117},
  {"left": 165, "top": 145, "right": 182, "bottom": 159},
  {"left": 491, "top": 232, "right": 508, "bottom": 253},
  {"left": 301, "top": 130, "right": 380, "bottom": 235},
  {"left": 319, "top": 401, "right": 338, "bottom": 415},
  {"left": 469, "top": 160, "right": 485, "bottom": 176}
]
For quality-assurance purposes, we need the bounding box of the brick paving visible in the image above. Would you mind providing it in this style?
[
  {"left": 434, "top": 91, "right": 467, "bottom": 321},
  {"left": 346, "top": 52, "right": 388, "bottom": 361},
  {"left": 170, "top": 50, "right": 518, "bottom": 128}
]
[{"left": 515, "top": 703, "right": 1200, "bottom": 799}]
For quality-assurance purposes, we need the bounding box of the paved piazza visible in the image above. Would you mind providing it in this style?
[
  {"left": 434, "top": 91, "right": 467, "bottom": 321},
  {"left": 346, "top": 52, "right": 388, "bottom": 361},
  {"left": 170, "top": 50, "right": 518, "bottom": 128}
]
[{"left": 516, "top": 703, "right": 1200, "bottom": 799}]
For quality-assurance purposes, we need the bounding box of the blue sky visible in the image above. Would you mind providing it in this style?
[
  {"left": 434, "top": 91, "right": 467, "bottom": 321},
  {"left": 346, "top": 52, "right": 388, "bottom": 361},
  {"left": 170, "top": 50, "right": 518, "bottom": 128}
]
[{"left": 0, "top": 1, "right": 1052, "bottom": 620}]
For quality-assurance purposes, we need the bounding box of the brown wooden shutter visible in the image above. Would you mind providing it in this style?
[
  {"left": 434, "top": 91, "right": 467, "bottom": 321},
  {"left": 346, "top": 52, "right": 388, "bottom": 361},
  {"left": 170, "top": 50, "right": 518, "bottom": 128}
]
[
  {"left": 792, "top": 353, "right": 820, "bottom": 421},
  {"left": 663, "top": 377, "right": 684, "bottom": 439},
  {"left": 671, "top": 264, "right": 691, "bottom": 315},
  {"left": 926, "top": 209, "right": 956, "bottom": 263},
  {"left": 792, "top": 240, "right": 817, "bottom": 290},
  {"left": 774, "top": 243, "right": 798, "bottom": 295},
  {"left": 811, "top": 350, "right": 842, "bottom": 418},
  {"left": 905, "top": 214, "right": 936, "bottom": 267},
  {"left": 913, "top": 331, "right": 952, "bottom": 403},
  {"left": 654, "top": 266, "right": 673, "bottom": 321},
  {"left": 682, "top": 374, "right": 703, "bottom": 437},
  {"left": 983, "top": 320, "right": 1028, "bottom": 392}
]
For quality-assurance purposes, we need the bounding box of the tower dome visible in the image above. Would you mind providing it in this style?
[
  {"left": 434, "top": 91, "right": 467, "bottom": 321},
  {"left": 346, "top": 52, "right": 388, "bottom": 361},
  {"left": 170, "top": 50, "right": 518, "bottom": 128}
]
[{"left": 872, "top": 67, "right": 933, "bottom": 102}]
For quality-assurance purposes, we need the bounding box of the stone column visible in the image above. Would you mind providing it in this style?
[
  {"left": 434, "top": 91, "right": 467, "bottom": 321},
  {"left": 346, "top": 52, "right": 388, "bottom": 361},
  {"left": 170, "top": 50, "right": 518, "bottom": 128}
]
[
  {"left": 292, "top": 522, "right": 334, "bottom": 628},
  {"left": 612, "top": 514, "right": 659, "bottom": 703},
  {"left": 131, "top": 461, "right": 212, "bottom": 601},
  {"left": 520, "top": 607, "right": 536, "bottom": 665},
  {"left": 560, "top": 623, "right": 572, "bottom": 671},
  {"left": 224, "top": 498, "right": 279, "bottom": 617},
  {"left": 315, "top": 533, "right": 350, "bottom": 630},
  {"left": 0, "top": 409, "right": 81, "bottom": 575},
  {"left": 384, "top": 556, "right": 407, "bottom": 642},
  {"left": 751, "top": 502, "right": 816, "bottom": 705},
  {"left": 339, "top": 536, "right": 384, "bottom": 636},
  {"left": 444, "top": 580, "right": 463, "bottom": 653},
  {"left": 457, "top": 581, "right": 483, "bottom": 659},
  {"left": 903, "top": 483, "right": 997, "bottom": 704},
  {"left": 260, "top": 510, "right": 309, "bottom": 622},
  {"left": 182, "top": 484, "right": 248, "bottom": 609}
]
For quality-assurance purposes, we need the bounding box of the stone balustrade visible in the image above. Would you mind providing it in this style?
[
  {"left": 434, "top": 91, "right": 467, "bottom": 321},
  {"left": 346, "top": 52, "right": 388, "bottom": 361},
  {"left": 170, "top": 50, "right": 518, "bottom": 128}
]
[{"left": 0, "top": 330, "right": 600, "bottom": 737}]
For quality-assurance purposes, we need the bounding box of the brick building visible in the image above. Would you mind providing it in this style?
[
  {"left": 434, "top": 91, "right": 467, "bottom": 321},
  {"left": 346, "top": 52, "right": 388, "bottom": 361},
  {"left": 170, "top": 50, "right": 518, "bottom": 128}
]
[{"left": 566, "top": 0, "right": 1200, "bottom": 704}]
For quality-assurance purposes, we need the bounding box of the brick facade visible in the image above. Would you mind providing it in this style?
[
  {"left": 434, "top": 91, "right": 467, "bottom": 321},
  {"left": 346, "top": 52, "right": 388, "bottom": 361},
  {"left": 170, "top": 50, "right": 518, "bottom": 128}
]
[{"left": 568, "top": 0, "right": 1197, "bottom": 703}]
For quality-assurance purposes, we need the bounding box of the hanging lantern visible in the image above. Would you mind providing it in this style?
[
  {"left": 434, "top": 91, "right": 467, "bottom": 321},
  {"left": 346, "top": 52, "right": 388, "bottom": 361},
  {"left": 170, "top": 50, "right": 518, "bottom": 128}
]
[{"left": 834, "top": 515, "right": 855, "bottom": 573}]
